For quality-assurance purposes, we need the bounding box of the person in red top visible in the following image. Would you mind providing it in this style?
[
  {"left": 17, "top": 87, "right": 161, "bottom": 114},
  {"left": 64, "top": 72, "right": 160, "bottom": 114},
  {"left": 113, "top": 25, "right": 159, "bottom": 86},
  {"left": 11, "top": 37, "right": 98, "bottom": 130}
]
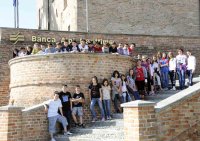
[
  {"left": 128, "top": 43, "right": 136, "bottom": 56},
  {"left": 93, "top": 42, "right": 102, "bottom": 53},
  {"left": 134, "top": 60, "right": 147, "bottom": 99}
]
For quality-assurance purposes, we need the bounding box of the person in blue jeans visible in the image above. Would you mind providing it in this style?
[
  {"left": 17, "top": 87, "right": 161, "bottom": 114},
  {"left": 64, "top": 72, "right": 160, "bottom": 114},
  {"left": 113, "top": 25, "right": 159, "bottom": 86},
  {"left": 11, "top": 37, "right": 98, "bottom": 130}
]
[
  {"left": 121, "top": 74, "right": 132, "bottom": 103},
  {"left": 186, "top": 50, "right": 196, "bottom": 86},
  {"left": 176, "top": 48, "right": 187, "bottom": 90},
  {"left": 127, "top": 69, "right": 140, "bottom": 100},
  {"left": 159, "top": 52, "right": 169, "bottom": 90},
  {"left": 89, "top": 76, "right": 105, "bottom": 122},
  {"left": 101, "top": 79, "right": 112, "bottom": 120},
  {"left": 111, "top": 70, "right": 122, "bottom": 113}
]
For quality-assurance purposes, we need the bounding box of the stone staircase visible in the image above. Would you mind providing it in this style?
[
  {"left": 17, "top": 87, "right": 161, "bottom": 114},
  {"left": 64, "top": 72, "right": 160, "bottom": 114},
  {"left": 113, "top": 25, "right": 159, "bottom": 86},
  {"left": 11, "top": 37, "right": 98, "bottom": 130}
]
[
  {"left": 54, "top": 114, "right": 124, "bottom": 141},
  {"left": 145, "top": 89, "right": 181, "bottom": 103},
  {"left": 54, "top": 77, "right": 200, "bottom": 141}
]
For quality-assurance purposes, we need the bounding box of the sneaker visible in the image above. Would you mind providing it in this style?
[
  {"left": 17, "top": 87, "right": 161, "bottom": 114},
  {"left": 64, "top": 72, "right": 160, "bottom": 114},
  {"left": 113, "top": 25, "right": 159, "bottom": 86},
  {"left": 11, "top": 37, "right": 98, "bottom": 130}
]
[
  {"left": 79, "top": 123, "right": 85, "bottom": 128},
  {"left": 92, "top": 118, "right": 96, "bottom": 122},
  {"left": 172, "top": 87, "right": 176, "bottom": 91},
  {"left": 51, "top": 138, "right": 56, "bottom": 141},
  {"left": 108, "top": 116, "right": 112, "bottom": 120},
  {"left": 74, "top": 123, "right": 79, "bottom": 127},
  {"left": 64, "top": 131, "right": 72, "bottom": 136},
  {"left": 164, "top": 88, "right": 168, "bottom": 91},
  {"left": 101, "top": 118, "right": 105, "bottom": 121}
]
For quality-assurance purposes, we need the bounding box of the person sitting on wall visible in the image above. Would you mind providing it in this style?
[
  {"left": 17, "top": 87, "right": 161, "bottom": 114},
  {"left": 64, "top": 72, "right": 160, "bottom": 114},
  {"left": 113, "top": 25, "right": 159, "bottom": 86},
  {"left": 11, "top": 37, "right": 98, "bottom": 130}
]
[
  {"left": 88, "top": 41, "right": 94, "bottom": 52},
  {"left": 78, "top": 39, "right": 89, "bottom": 53},
  {"left": 128, "top": 43, "right": 136, "bottom": 56},
  {"left": 18, "top": 47, "right": 27, "bottom": 57},
  {"left": 62, "top": 39, "right": 72, "bottom": 52},
  {"left": 26, "top": 45, "right": 33, "bottom": 55},
  {"left": 71, "top": 40, "right": 80, "bottom": 53},
  {"left": 13, "top": 48, "right": 19, "bottom": 58},
  {"left": 55, "top": 42, "right": 63, "bottom": 53},
  {"left": 58, "top": 84, "right": 73, "bottom": 134},
  {"left": 37, "top": 44, "right": 46, "bottom": 54},
  {"left": 109, "top": 42, "right": 118, "bottom": 54},
  {"left": 93, "top": 42, "right": 102, "bottom": 53},
  {"left": 31, "top": 43, "right": 41, "bottom": 54},
  {"left": 102, "top": 43, "right": 110, "bottom": 53},
  {"left": 71, "top": 85, "right": 85, "bottom": 128},
  {"left": 43, "top": 91, "right": 71, "bottom": 141},
  {"left": 117, "top": 43, "right": 124, "bottom": 55},
  {"left": 45, "top": 43, "right": 56, "bottom": 54},
  {"left": 123, "top": 44, "right": 129, "bottom": 56}
]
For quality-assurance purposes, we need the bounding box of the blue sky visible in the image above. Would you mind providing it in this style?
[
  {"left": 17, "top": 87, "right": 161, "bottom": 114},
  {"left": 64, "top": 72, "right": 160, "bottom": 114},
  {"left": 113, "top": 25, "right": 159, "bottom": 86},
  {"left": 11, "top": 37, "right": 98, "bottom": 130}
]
[{"left": 0, "top": 0, "right": 36, "bottom": 29}]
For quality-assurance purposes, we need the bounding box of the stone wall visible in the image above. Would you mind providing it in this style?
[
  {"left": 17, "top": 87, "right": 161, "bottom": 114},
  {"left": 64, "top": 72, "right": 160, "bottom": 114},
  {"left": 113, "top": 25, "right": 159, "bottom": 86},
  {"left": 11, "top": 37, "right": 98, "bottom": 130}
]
[{"left": 122, "top": 82, "right": 200, "bottom": 141}]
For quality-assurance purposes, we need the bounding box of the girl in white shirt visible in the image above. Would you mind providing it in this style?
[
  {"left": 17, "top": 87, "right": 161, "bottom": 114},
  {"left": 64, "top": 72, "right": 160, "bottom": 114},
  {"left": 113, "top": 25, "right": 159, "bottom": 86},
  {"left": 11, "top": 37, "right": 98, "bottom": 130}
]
[
  {"left": 186, "top": 50, "right": 196, "bottom": 86},
  {"left": 152, "top": 56, "right": 162, "bottom": 91},
  {"left": 121, "top": 74, "right": 132, "bottom": 103},
  {"left": 168, "top": 52, "right": 176, "bottom": 90}
]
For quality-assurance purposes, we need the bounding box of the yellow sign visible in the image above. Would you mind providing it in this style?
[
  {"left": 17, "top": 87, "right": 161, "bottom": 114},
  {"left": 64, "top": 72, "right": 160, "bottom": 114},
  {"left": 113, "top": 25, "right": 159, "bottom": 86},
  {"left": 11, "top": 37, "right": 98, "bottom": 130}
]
[
  {"left": 10, "top": 32, "right": 25, "bottom": 44},
  {"left": 10, "top": 33, "right": 114, "bottom": 45},
  {"left": 32, "top": 36, "right": 56, "bottom": 43}
]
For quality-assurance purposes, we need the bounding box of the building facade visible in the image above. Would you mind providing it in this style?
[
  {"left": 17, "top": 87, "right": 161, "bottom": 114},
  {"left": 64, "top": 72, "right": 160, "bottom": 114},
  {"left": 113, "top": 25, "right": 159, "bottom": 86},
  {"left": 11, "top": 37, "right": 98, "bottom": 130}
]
[{"left": 37, "top": 0, "right": 200, "bottom": 36}]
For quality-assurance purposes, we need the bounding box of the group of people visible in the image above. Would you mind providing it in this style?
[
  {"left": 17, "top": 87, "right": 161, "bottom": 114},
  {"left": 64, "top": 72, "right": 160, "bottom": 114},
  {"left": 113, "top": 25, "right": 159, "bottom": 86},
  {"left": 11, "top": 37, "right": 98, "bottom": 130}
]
[
  {"left": 44, "top": 48, "right": 196, "bottom": 141},
  {"left": 13, "top": 39, "right": 136, "bottom": 58},
  {"left": 44, "top": 70, "right": 141, "bottom": 141},
  {"left": 135, "top": 48, "right": 196, "bottom": 99}
]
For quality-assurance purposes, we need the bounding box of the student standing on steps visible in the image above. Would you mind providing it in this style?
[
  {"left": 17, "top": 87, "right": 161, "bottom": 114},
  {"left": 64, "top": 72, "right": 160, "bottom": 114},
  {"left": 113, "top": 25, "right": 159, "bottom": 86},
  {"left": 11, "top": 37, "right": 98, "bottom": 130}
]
[
  {"left": 159, "top": 52, "right": 169, "bottom": 90},
  {"left": 134, "top": 60, "right": 147, "bottom": 100},
  {"left": 44, "top": 91, "right": 70, "bottom": 141},
  {"left": 111, "top": 70, "right": 122, "bottom": 113},
  {"left": 127, "top": 69, "right": 140, "bottom": 100},
  {"left": 71, "top": 85, "right": 85, "bottom": 128},
  {"left": 121, "top": 74, "right": 132, "bottom": 103},
  {"left": 89, "top": 76, "right": 105, "bottom": 122},
  {"left": 58, "top": 84, "right": 73, "bottom": 134},
  {"left": 101, "top": 79, "right": 112, "bottom": 120},
  {"left": 168, "top": 52, "right": 177, "bottom": 90},
  {"left": 176, "top": 48, "right": 187, "bottom": 90},
  {"left": 186, "top": 50, "right": 196, "bottom": 86}
]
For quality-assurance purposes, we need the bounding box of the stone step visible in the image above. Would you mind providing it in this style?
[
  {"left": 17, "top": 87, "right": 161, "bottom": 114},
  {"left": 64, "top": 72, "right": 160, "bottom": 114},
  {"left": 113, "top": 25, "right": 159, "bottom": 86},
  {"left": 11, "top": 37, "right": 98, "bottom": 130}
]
[
  {"left": 83, "top": 119, "right": 124, "bottom": 128},
  {"left": 112, "top": 113, "right": 123, "bottom": 119},
  {"left": 55, "top": 132, "right": 124, "bottom": 141},
  {"left": 71, "top": 126, "right": 123, "bottom": 134},
  {"left": 70, "top": 119, "right": 123, "bottom": 133},
  {"left": 145, "top": 90, "right": 181, "bottom": 103}
]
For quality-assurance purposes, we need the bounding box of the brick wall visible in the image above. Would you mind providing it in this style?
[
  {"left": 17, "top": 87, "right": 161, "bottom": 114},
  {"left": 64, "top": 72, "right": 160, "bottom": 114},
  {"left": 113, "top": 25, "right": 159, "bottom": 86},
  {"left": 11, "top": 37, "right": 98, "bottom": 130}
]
[
  {"left": 22, "top": 105, "right": 49, "bottom": 141},
  {"left": 0, "top": 105, "right": 49, "bottom": 141},
  {"left": 156, "top": 91, "right": 200, "bottom": 140},
  {"left": 122, "top": 83, "right": 200, "bottom": 141},
  {"left": 0, "top": 106, "right": 23, "bottom": 141},
  {"left": 1, "top": 27, "right": 200, "bottom": 111},
  {"left": 85, "top": 0, "right": 199, "bottom": 36},
  {"left": 37, "top": 0, "right": 200, "bottom": 36}
]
